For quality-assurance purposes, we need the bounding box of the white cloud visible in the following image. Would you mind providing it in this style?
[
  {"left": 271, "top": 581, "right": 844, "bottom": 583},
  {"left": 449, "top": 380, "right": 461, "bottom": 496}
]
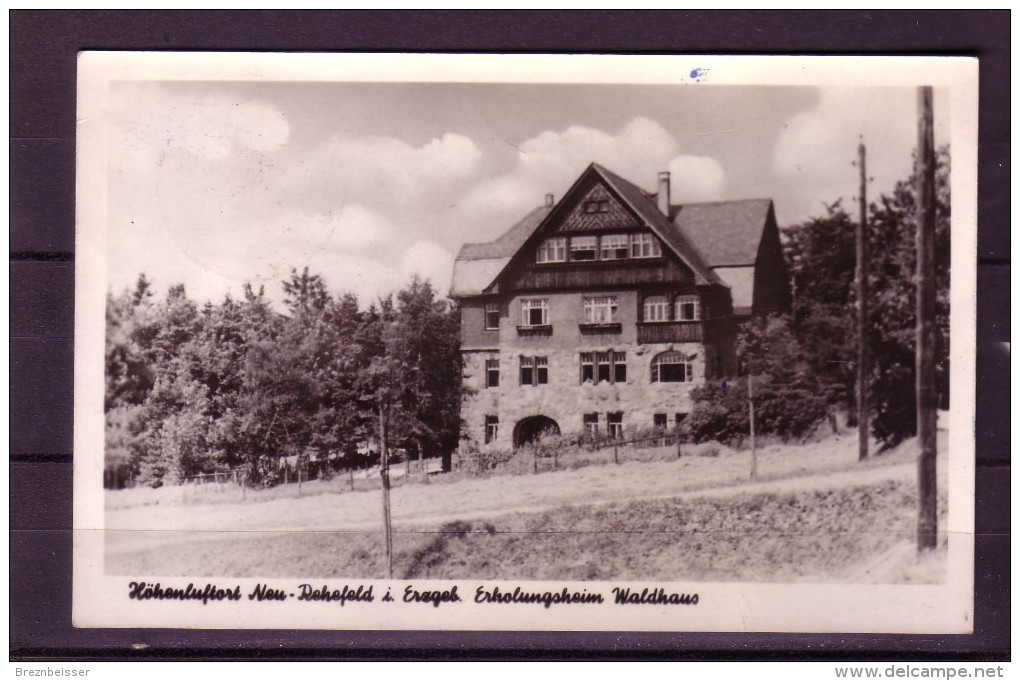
[{"left": 280, "top": 131, "right": 483, "bottom": 215}]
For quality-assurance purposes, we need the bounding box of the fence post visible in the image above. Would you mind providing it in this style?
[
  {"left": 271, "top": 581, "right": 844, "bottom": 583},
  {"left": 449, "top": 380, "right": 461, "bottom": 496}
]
[
  {"left": 614, "top": 441, "right": 619, "bottom": 465},
  {"left": 241, "top": 469, "right": 247, "bottom": 502},
  {"left": 349, "top": 467, "right": 355, "bottom": 492},
  {"left": 676, "top": 435, "right": 682, "bottom": 459},
  {"left": 298, "top": 464, "right": 303, "bottom": 496},
  {"left": 533, "top": 448, "right": 538, "bottom": 475}
]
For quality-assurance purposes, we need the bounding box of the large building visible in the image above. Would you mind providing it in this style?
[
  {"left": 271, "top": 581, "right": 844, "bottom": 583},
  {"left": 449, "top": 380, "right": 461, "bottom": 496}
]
[{"left": 449, "top": 163, "right": 790, "bottom": 452}]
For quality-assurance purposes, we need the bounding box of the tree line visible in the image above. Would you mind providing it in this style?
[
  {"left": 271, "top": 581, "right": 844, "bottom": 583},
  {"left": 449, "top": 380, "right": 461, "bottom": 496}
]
[
  {"left": 687, "top": 147, "right": 951, "bottom": 450},
  {"left": 105, "top": 269, "right": 461, "bottom": 487}
]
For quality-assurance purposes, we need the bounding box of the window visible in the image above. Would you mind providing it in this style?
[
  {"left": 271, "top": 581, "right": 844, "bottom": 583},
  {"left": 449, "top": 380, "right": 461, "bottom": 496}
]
[
  {"left": 584, "top": 351, "right": 626, "bottom": 384},
  {"left": 643, "top": 295, "right": 670, "bottom": 322},
  {"left": 485, "top": 358, "right": 500, "bottom": 388},
  {"left": 484, "top": 416, "right": 499, "bottom": 444},
  {"left": 653, "top": 413, "right": 668, "bottom": 430},
  {"left": 675, "top": 295, "right": 701, "bottom": 321},
  {"left": 630, "top": 233, "right": 662, "bottom": 258},
  {"left": 583, "top": 199, "right": 609, "bottom": 214},
  {"left": 607, "top": 412, "right": 624, "bottom": 439},
  {"left": 570, "top": 235, "right": 598, "bottom": 261},
  {"left": 484, "top": 303, "right": 500, "bottom": 330},
  {"left": 675, "top": 413, "right": 688, "bottom": 430},
  {"left": 583, "top": 296, "right": 618, "bottom": 324},
  {"left": 537, "top": 237, "right": 567, "bottom": 263},
  {"left": 520, "top": 298, "right": 549, "bottom": 327},
  {"left": 583, "top": 413, "right": 599, "bottom": 439},
  {"left": 651, "top": 351, "right": 694, "bottom": 383},
  {"left": 536, "top": 356, "right": 549, "bottom": 385},
  {"left": 519, "top": 356, "right": 549, "bottom": 386},
  {"left": 600, "top": 234, "right": 630, "bottom": 260}
]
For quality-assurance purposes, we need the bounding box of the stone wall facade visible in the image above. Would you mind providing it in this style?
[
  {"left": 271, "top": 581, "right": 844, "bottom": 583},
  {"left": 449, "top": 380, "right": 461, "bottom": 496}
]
[{"left": 461, "top": 339, "right": 707, "bottom": 453}]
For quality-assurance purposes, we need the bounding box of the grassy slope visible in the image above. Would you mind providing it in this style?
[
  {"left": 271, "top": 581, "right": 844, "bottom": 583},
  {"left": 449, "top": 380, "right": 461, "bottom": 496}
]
[{"left": 107, "top": 479, "right": 946, "bottom": 583}]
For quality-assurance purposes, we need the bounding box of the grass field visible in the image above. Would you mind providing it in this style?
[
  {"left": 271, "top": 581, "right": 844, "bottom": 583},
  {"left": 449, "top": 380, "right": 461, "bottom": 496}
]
[{"left": 105, "top": 428, "right": 949, "bottom": 583}]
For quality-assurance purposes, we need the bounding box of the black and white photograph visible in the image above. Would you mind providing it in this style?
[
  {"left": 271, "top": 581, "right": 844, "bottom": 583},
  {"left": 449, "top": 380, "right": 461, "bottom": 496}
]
[{"left": 73, "top": 53, "right": 978, "bottom": 633}]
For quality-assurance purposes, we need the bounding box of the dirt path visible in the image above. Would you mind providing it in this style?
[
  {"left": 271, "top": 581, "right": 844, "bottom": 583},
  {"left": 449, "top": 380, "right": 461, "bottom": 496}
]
[{"left": 105, "top": 436, "right": 944, "bottom": 557}]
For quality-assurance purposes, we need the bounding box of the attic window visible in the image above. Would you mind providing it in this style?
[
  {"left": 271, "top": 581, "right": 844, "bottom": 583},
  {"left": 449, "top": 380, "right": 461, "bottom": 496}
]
[
  {"left": 630, "top": 233, "right": 662, "bottom": 258},
  {"left": 600, "top": 234, "right": 630, "bottom": 260},
  {"left": 570, "top": 236, "right": 598, "bottom": 261},
  {"left": 583, "top": 199, "right": 610, "bottom": 214},
  {"left": 536, "top": 237, "right": 567, "bottom": 263}
]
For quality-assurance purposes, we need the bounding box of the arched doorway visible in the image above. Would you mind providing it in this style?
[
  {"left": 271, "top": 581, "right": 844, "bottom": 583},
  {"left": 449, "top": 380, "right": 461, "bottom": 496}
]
[{"left": 513, "top": 415, "right": 560, "bottom": 449}]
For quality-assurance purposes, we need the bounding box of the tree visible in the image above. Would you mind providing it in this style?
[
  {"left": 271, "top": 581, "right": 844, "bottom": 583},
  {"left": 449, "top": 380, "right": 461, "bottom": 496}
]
[
  {"left": 781, "top": 203, "right": 857, "bottom": 415},
  {"left": 866, "top": 146, "right": 951, "bottom": 447}
]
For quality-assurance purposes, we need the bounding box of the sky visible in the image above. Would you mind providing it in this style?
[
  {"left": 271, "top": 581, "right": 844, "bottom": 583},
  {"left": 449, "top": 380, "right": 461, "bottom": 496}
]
[{"left": 106, "top": 80, "right": 949, "bottom": 307}]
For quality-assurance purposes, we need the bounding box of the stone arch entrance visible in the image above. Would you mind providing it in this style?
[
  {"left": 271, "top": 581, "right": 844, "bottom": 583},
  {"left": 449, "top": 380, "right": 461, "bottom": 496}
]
[{"left": 513, "top": 415, "right": 560, "bottom": 449}]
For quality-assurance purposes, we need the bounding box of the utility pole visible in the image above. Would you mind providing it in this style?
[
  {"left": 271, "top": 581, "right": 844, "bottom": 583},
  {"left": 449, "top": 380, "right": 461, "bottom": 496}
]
[
  {"left": 379, "top": 404, "right": 394, "bottom": 577},
  {"left": 748, "top": 374, "right": 757, "bottom": 480},
  {"left": 856, "top": 137, "right": 870, "bottom": 461},
  {"left": 915, "top": 86, "right": 938, "bottom": 552}
]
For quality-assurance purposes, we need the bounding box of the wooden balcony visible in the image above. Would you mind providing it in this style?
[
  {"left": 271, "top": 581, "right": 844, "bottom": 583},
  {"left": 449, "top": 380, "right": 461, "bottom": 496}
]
[{"left": 637, "top": 321, "right": 703, "bottom": 344}]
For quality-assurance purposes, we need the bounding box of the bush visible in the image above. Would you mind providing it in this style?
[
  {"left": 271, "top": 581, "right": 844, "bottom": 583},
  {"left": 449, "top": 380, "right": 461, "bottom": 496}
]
[{"left": 688, "top": 375, "right": 827, "bottom": 446}]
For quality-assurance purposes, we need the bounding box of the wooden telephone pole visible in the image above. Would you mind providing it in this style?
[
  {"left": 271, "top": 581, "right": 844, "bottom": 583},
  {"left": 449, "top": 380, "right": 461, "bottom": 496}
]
[
  {"left": 915, "top": 86, "right": 938, "bottom": 552},
  {"left": 856, "top": 138, "right": 870, "bottom": 461}
]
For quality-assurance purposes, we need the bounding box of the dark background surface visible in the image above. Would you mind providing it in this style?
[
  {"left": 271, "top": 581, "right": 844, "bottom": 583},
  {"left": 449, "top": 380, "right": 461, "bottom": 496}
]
[{"left": 10, "top": 10, "right": 1009, "bottom": 660}]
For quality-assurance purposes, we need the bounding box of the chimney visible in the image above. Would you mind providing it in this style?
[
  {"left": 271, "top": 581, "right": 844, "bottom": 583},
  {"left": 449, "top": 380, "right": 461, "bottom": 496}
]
[
  {"left": 544, "top": 193, "right": 554, "bottom": 207},
  {"left": 657, "top": 171, "right": 671, "bottom": 215}
]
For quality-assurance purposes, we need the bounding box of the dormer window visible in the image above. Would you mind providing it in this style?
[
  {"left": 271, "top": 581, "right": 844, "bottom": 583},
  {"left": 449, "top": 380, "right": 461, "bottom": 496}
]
[
  {"left": 599, "top": 234, "right": 630, "bottom": 260},
  {"left": 569, "top": 236, "right": 598, "bottom": 261},
  {"left": 630, "top": 233, "right": 662, "bottom": 258},
  {"left": 583, "top": 199, "right": 610, "bottom": 214},
  {"left": 536, "top": 237, "right": 567, "bottom": 263}
]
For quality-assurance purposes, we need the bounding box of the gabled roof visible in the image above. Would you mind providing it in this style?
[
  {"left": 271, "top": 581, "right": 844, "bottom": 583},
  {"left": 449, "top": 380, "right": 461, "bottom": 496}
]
[
  {"left": 450, "top": 163, "right": 773, "bottom": 298},
  {"left": 671, "top": 199, "right": 774, "bottom": 267}
]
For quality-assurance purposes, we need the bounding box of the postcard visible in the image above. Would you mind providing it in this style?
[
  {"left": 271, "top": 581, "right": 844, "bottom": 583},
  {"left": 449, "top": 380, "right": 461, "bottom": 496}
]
[{"left": 73, "top": 53, "right": 978, "bottom": 632}]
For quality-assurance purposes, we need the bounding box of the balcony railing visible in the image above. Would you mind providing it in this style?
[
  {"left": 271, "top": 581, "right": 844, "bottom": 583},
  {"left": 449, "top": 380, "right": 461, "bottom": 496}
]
[{"left": 636, "top": 321, "right": 703, "bottom": 344}]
